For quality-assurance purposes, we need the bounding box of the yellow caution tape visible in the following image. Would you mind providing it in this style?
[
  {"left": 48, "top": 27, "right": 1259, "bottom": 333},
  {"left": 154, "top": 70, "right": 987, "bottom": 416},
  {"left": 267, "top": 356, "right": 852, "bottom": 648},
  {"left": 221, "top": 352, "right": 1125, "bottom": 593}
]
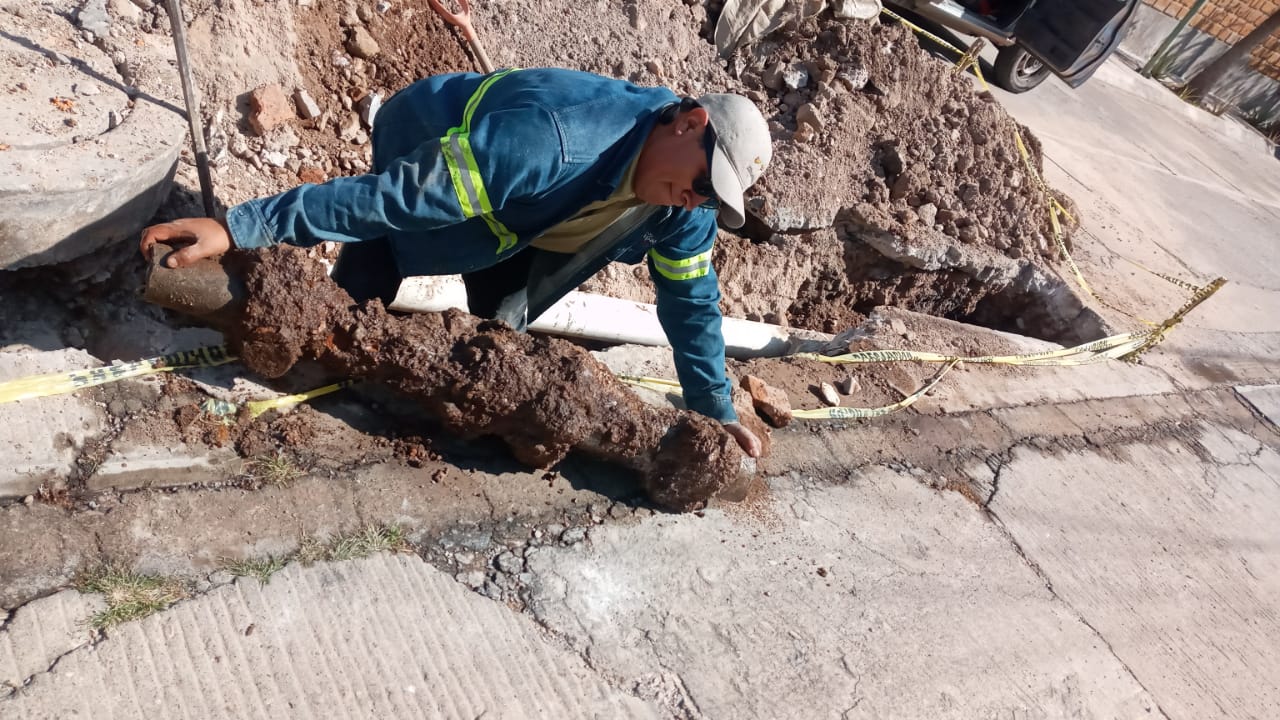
[
  {"left": 245, "top": 380, "right": 356, "bottom": 418},
  {"left": 0, "top": 345, "right": 236, "bottom": 404},
  {"left": 792, "top": 360, "right": 959, "bottom": 419}
]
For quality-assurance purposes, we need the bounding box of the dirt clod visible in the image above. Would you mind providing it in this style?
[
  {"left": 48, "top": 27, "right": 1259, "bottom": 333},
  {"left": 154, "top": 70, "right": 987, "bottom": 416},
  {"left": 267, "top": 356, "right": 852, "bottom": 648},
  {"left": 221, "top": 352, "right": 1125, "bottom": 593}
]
[{"left": 222, "top": 247, "right": 745, "bottom": 512}]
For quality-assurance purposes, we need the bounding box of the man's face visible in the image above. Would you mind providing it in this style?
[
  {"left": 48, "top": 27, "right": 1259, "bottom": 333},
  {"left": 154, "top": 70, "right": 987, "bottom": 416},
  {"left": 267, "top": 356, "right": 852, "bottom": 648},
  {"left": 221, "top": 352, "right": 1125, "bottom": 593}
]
[{"left": 634, "top": 107, "right": 715, "bottom": 211}]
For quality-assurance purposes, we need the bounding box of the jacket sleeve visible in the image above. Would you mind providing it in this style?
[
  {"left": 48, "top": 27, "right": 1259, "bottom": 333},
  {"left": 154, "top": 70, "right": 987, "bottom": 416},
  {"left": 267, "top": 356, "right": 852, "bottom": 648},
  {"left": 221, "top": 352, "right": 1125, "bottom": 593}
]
[
  {"left": 224, "top": 103, "right": 562, "bottom": 250},
  {"left": 648, "top": 209, "right": 738, "bottom": 423}
]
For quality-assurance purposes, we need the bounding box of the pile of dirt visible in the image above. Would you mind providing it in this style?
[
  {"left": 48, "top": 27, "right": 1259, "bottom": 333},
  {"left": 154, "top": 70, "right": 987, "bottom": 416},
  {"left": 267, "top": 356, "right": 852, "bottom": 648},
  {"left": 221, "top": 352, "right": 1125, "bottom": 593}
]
[
  {"left": 580, "top": 9, "right": 1096, "bottom": 342},
  {"left": 212, "top": 246, "right": 754, "bottom": 512}
]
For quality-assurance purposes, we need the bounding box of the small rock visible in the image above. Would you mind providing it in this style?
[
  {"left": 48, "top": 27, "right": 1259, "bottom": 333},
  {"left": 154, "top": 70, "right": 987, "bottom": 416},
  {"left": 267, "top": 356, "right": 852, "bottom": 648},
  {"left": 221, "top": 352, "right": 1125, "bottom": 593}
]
[
  {"left": 376, "top": 0, "right": 391, "bottom": 11},
  {"left": 345, "top": 27, "right": 380, "bottom": 59},
  {"left": 494, "top": 551, "right": 522, "bottom": 574},
  {"left": 957, "top": 226, "right": 979, "bottom": 243},
  {"left": 915, "top": 202, "right": 937, "bottom": 226},
  {"left": 356, "top": 4, "right": 373, "bottom": 22},
  {"left": 836, "top": 375, "right": 860, "bottom": 395},
  {"left": 763, "top": 62, "right": 785, "bottom": 90},
  {"left": 337, "top": 112, "right": 362, "bottom": 142},
  {"left": 782, "top": 62, "right": 809, "bottom": 90},
  {"left": 1006, "top": 246, "right": 1024, "bottom": 259},
  {"left": 945, "top": 246, "right": 964, "bottom": 263},
  {"left": 247, "top": 84, "right": 293, "bottom": 136},
  {"left": 645, "top": 60, "right": 664, "bottom": 79},
  {"left": 793, "top": 125, "right": 815, "bottom": 144},
  {"left": 75, "top": 82, "right": 101, "bottom": 96},
  {"left": 457, "top": 570, "right": 486, "bottom": 589},
  {"left": 817, "top": 382, "right": 840, "bottom": 407},
  {"left": 76, "top": 0, "right": 111, "bottom": 38},
  {"left": 261, "top": 150, "right": 288, "bottom": 168},
  {"left": 22, "top": 495, "right": 34, "bottom": 506},
  {"left": 107, "top": 110, "right": 122, "bottom": 129},
  {"left": 838, "top": 65, "right": 870, "bottom": 92},
  {"left": 357, "top": 92, "right": 382, "bottom": 128},
  {"left": 331, "top": 50, "right": 351, "bottom": 68},
  {"left": 545, "top": 523, "right": 565, "bottom": 538},
  {"left": 795, "top": 103, "right": 824, "bottom": 133},
  {"left": 561, "top": 526, "right": 587, "bottom": 545},
  {"left": 298, "top": 166, "right": 326, "bottom": 184},
  {"left": 481, "top": 579, "right": 503, "bottom": 599},
  {"left": 292, "top": 88, "right": 322, "bottom": 120},
  {"left": 454, "top": 551, "right": 475, "bottom": 566},
  {"left": 741, "top": 375, "right": 793, "bottom": 427}
]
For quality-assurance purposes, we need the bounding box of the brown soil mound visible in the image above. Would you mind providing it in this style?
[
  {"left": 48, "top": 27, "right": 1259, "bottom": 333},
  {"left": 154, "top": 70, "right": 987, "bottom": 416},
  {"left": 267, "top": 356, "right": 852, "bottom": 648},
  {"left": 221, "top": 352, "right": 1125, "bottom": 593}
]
[{"left": 221, "top": 247, "right": 747, "bottom": 512}]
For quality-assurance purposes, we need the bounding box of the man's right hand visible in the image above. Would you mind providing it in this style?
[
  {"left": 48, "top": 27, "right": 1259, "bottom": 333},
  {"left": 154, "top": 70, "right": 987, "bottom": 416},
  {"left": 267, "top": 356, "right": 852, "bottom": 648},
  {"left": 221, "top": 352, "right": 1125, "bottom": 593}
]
[{"left": 139, "top": 217, "right": 232, "bottom": 268}]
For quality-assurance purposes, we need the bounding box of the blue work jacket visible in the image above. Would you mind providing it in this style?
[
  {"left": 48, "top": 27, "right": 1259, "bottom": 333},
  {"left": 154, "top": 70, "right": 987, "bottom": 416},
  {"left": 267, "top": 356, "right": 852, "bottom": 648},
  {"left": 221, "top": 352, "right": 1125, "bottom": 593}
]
[{"left": 224, "top": 68, "right": 737, "bottom": 422}]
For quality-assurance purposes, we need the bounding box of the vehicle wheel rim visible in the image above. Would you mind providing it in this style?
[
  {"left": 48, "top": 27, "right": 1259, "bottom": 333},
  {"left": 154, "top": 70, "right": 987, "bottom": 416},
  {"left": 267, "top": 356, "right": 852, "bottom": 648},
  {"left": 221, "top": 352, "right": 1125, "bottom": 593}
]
[{"left": 1016, "top": 54, "right": 1045, "bottom": 79}]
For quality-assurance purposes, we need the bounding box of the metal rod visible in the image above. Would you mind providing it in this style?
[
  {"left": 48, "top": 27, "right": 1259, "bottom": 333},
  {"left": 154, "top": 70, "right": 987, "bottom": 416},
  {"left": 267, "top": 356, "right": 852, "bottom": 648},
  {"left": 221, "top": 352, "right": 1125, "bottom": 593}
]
[
  {"left": 1141, "top": 0, "right": 1209, "bottom": 78},
  {"left": 165, "top": 0, "right": 217, "bottom": 217}
]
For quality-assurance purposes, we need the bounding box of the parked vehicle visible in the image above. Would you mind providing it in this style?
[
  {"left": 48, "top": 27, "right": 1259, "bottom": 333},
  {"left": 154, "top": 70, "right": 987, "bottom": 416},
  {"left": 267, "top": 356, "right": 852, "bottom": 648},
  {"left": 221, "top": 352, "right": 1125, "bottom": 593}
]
[{"left": 887, "top": 0, "right": 1139, "bottom": 93}]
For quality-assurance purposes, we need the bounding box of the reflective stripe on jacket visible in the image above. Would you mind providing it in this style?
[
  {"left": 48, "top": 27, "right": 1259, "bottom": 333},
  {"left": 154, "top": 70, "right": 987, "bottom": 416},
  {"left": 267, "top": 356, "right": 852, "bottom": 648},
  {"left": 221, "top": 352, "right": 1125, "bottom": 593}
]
[{"left": 224, "top": 67, "right": 736, "bottom": 422}]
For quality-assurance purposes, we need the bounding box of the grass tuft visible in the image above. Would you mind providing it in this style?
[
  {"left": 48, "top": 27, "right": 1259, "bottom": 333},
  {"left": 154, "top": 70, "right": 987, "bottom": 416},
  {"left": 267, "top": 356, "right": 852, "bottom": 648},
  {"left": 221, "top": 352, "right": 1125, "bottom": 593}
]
[
  {"left": 77, "top": 565, "right": 190, "bottom": 630},
  {"left": 223, "top": 555, "right": 288, "bottom": 584},
  {"left": 244, "top": 451, "right": 304, "bottom": 487}
]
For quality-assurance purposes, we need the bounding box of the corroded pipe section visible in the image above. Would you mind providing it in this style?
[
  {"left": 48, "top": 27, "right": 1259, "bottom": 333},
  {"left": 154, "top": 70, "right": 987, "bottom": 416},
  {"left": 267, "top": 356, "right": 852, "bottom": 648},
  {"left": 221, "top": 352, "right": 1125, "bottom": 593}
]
[{"left": 145, "top": 245, "right": 750, "bottom": 511}]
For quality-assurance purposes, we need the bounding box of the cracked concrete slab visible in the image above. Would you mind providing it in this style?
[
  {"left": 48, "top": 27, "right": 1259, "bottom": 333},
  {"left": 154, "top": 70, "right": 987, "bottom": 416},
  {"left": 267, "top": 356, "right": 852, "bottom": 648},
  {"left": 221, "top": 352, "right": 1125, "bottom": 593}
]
[
  {"left": 523, "top": 471, "right": 1160, "bottom": 719},
  {"left": 987, "top": 413, "right": 1280, "bottom": 718},
  {"left": 0, "top": 589, "right": 103, "bottom": 694},
  {"left": 1235, "top": 384, "right": 1280, "bottom": 430},
  {"left": 2, "top": 553, "right": 659, "bottom": 719}
]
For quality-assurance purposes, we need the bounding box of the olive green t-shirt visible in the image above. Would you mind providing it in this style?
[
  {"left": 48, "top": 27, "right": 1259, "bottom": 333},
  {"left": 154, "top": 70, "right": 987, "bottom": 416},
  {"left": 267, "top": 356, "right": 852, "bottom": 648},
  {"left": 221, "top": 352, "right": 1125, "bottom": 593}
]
[{"left": 530, "top": 156, "right": 642, "bottom": 253}]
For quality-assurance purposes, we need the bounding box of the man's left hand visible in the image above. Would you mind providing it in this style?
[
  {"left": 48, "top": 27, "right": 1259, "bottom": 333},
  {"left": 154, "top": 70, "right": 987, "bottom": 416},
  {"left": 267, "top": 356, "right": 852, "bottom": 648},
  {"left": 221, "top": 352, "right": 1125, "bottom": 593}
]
[{"left": 723, "top": 422, "right": 762, "bottom": 458}]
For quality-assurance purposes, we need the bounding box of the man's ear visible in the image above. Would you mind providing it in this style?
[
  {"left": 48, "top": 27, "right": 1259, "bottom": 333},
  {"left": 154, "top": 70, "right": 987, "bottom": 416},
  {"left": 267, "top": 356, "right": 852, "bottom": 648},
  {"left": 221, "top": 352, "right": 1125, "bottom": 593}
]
[{"left": 677, "top": 107, "right": 710, "bottom": 135}]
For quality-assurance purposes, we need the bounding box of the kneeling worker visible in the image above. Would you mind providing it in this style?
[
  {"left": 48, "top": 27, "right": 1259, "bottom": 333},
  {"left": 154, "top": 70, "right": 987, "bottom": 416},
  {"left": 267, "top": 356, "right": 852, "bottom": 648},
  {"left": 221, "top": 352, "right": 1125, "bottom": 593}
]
[{"left": 141, "top": 67, "right": 774, "bottom": 457}]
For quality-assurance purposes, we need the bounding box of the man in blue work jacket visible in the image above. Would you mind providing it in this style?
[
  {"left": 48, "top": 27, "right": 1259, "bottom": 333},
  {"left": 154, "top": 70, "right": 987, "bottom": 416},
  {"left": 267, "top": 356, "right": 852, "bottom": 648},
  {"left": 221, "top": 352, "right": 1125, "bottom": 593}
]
[{"left": 141, "top": 67, "right": 773, "bottom": 457}]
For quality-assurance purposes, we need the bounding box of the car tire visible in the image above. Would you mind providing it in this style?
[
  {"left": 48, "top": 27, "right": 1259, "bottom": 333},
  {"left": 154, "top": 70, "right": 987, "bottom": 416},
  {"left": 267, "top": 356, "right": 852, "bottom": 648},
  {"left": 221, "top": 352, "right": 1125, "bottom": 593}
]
[{"left": 993, "top": 45, "right": 1051, "bottom": 93}]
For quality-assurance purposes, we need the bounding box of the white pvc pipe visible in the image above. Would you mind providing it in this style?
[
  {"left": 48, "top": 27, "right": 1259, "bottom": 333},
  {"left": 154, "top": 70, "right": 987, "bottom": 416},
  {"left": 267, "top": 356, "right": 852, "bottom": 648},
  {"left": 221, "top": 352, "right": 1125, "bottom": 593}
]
[{"left": 389, "top": 275, "right": 833, "bottom": 359}]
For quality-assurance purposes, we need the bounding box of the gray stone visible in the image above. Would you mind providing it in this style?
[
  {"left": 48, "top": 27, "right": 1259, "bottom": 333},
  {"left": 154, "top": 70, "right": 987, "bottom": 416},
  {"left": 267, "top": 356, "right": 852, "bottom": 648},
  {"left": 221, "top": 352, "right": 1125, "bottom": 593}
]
[
  {"left": 75, "top": 0, "right": 110, "bottom": 37},
  {"left": 494, "top": 550, "right": 523, "bottom": 575},
  {"left": 915, "top": 202, "right": 938, "bottom": 226},
  {"left": 560, "top": 526, "right": 587, "bottom": 545},
  {"left": 292, "top": 88, "right": 322, "bottom": 120}
]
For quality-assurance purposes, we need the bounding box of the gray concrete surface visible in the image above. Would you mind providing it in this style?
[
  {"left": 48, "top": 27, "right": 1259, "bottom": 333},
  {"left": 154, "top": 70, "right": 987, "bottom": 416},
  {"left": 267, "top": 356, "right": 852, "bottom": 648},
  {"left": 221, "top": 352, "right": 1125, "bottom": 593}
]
[
  {"left": 0, "top": 349, "right": 106, "bottom": 499},
  {"left": 3, "top": 553, "right": 660, "bottom": 719},
  {"left": 991, "top": 58, "right": 1280, "bottom": 393},
  {"left": 0, "top": 589, "right": 103, "bottom": 694},
  {"left": 0, "top": 2, "right": 186, "bottom": 269}
]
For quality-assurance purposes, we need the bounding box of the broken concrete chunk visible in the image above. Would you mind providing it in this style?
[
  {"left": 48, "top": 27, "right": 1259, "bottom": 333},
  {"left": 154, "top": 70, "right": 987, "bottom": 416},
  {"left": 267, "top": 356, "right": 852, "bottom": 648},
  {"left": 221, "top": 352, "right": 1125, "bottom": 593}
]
[
  {"left": 346, "top": 26, "right": 380, "bottom": 59},
  {"left": 818, "top": 382, "right": 840, "bottom": 407},
  {"left": 741, "top": 375, "right": 793, "bottom": 428},
  {"left": 293, "top": 88, "right": 322, "bottom": 120},
  {"left": 248, "top": 84, "right": 293, "bottom": 136},
  {"left": 838, "top": 65, "right": 870, "bottom": 92},
  {"left": 76, "top": 0, "right": 110, "bottom": 38}
]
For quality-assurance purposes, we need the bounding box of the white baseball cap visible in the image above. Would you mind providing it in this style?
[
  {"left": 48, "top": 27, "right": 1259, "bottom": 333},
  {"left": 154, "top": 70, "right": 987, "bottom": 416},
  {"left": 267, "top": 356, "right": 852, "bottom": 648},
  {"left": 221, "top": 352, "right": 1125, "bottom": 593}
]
[{"left": 697, "top": 93, "right": 772, "bottom": 229}]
